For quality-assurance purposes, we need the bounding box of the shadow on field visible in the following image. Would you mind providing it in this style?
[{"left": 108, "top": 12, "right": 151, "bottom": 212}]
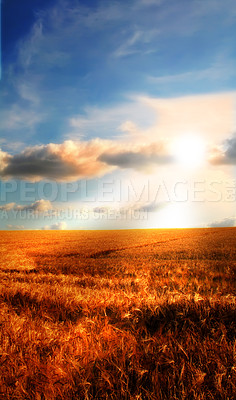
[
  {"left": 33, "top": 252, "right": 126, "bottom": 276},
  {"left": 72, "top": 300, "right": 236, "bottom": 399},
  {"left": 0, "top": 268, "right": 39, "bottom": 274},
  {"left": 105, "top": 300, "right": 236, "bottom": 342},
  {"left": 2, "top": 287, "right": 235, "bottom": 342},
  {"left": 154, "top": 249, "right": 236, "bottom": 261},
  {"left": 0, "top": 291, "right": 83, "bottom": 323}
]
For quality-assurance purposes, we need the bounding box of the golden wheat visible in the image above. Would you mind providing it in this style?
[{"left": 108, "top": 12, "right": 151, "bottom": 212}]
[{"left": 0, "top": 228, "right": 235, "bottom": 399}]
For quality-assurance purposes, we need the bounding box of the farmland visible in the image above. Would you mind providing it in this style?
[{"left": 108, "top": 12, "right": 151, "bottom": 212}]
[{"left": 0, "top": 228, "right": 235, "bottom": 399}]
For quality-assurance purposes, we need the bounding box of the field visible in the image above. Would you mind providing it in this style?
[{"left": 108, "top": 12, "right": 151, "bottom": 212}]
[{"left": 0, "top": 228, "right": 235, "bottom": 400}]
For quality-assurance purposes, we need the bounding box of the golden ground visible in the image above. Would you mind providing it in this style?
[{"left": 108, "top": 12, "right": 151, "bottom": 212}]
[{"left": 0, "top": 228, "right": 235, "bottom": 399}]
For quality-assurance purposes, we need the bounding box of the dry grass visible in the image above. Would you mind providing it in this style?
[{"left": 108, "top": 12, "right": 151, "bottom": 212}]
[{"left": 0, "top": 228, "right": 235, "bottom": 399}]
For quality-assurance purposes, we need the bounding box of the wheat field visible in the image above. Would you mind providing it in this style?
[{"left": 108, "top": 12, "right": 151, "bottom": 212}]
[{"left": 0, "top": 228, "right": 235, "bottom": 399}]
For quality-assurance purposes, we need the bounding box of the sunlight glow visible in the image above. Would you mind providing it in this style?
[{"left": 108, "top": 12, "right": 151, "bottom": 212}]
[
  {"left": 156, "top": 203, "right": 191, "bottom": 229},
  {"left": 172, "top": 134, "right": 206, "bottom": 167}
]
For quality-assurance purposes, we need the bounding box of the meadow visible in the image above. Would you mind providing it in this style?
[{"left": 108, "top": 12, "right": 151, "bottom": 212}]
[{"left": 0, "top": 228, "right": 235, "bottom": 399}]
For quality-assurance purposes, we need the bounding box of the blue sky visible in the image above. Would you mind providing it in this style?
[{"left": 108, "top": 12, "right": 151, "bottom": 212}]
[{"left": 0, "top": 0, "right": 236, "bottom": 229}]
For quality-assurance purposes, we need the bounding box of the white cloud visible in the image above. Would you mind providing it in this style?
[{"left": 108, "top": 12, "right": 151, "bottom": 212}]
[
  {"left": 0, "top": 203, "right": 16, "bottom": 211},
  {"left": 68, "top": 97, "right": 155, "bottom": 140},
  {"left": 119, "top": 121, "right": 140, "bottom": 136},
  {"left": 0, "top": 105, "right": 44, "bottom": 131},
  {"left": 99, "top": 142, "right": 172, "bottom": 170},
  {"left": 0, "top": 149, "right": 11, "bottom": 171},
  {"left": 7, "top": 224, "right": 25, "bottom": 230},
  {"left": 18, "top": 19, "right": 44, "bottom": 69},
  {"left": 142, "top": 92, "right": 235, "bottom": 144},
  {"left": 1, "top": 93, "right": 235, "bottom": 181},
  {"left": 136, "top": 0, "right": 164, "bottom": 6},
  {"left": 17, "top": 0, "right": 235, "bottom": 78},
  {"left": 0, "top": 138, "right": 171, "bottom": 181},
  {"left": 0, "top": 200, "right": 53, "bottom": 212},
  {"left": 208, "top": 217, "right": 236, "bottom": 227},
  {"left": 42, "top": 221, "right": 67, "bottom": 230},
  {"left": 113, "top": 29, "right": 158, "bottom": 58},
  {"left": 0, "top": 140, "right": 115, "bottom": 181},
  {"left": 209, "top": 135, "right": 236, "bottom": 165},
  {"left": 135, "top": 201, "right": 166, "bottom": 213},
  {"left": 69, "top": 92, "right": 235, "bottom": 145},
  {"left": 17, "top": 82, "right": 41, "bottom": 106},
  {"left": 148, "top": 60, "right": 236, "bottom": 85}
]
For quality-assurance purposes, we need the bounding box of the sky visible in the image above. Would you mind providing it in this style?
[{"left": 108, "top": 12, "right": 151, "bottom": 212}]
[{"left": 0, "top": 0, "right": 236, "bottom": 230}]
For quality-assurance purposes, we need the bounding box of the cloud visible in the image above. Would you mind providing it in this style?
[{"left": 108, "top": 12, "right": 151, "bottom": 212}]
[
  {"left": 68, "top": 97, "right": 155, "bottom": 140},
  {"left": 15, "top": 1, "right": 125, "bottom": 75},
  {"left": 0, "top": 105, "right": 44, "bottom": 131},
  {"left": 92, "top": 201, "right": 165, "bottom": 216},
  {"left": 225, "top": 136, "right": 236, "bottom": 159},
  {"left": 16, "top": 199, "right": 53, "bottom": 212},
  {"left": 210, "top": 135, "right": 236, "bottom": 165},
  {"left": 99, "top": 142, "right": 172, "bottom": 170},
  {"left": 0, "top": 203, "right": 16, "bottom": 211},
  {"left": 7, "top": 224, "right": 25, "bottom": 230},
  {"left": 13, "top": 0, "right": 236, "bottom": 110},
  {"left": 208, "top": 217, "right": 236, "bottom": 228},
  {"left": 16, "top": 0, "right": 236, "bottom": 77},
  {"left": 0, "top": 137, "right": 172, "bottom": 181},
  {"left": 22, "top": 199, "right": 52, "bottom": 212},
  {"left": 2, "top": 0, "right": 236, "bottom": 148},
  {"left": 148, "top": 60, "right": 236, "bottom": 85},
  {"left": 0, "top": 104, "right": 46, "bottom": 151},
  {"left": 68, "top": 92, "right": 235, "bottom": 143},
  {"left": 17, "top": 83, "right": 41, "bottom": 106},
  {"left": 68, "top": 93, "right": 236, "bottom": 168},
  {"left": 0, "top": 140, "right": 114, "bottom": 181},
  {"left": 16, "top": 1, "right": 160, "bottom": 71},
  {"left": 0, "top": 149, "right": 11, "bottom": 170},
  {"left": 113, "top": 29, "right": 158, "bottom": 58},
  {"left": 0, "top": 200, "right": 53, "bottom": 212},
  {"left": 143, "top": 92, "right": 235, "bottom": 143},
  {"left": 42, "top": 221, "right": 67, "bottom": 230},
  {"left": 137, "top": 0, "right": 163, "bottom": 6},
  {"left": 135, "top": 201, "right": 166, "bottom": 212},
  {"left": 1, "top": 93, "right": 235, "bottom": 181},
  {"left": 93, "top": 207, "right": 108, "bottom": 214}
]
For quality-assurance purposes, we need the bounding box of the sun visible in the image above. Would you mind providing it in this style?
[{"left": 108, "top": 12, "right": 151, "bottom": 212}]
[{"left": 172, "top": 134, "right": 206, "bottom": 167}]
